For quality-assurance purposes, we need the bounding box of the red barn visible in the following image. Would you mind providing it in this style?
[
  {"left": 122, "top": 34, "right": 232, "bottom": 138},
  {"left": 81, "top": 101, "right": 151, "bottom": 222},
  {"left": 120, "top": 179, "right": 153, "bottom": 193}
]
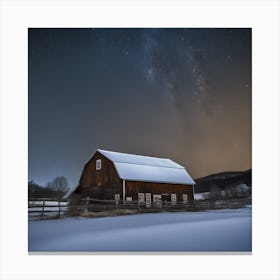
[{"left": 74, "top": 149, "right": 195, "bottom": 203}]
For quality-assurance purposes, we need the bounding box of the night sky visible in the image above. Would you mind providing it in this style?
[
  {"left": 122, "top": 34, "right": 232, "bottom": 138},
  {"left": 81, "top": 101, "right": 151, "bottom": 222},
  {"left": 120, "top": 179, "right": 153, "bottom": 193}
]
[{"left": 28, "top": 28, "right": 251, "bottom": 189}]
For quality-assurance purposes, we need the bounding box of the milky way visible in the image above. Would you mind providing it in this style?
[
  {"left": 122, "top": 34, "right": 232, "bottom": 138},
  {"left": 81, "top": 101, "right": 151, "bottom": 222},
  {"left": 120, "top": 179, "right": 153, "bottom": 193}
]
[{"left": 28, "top": 28, "right": 251, "bottom": 188}]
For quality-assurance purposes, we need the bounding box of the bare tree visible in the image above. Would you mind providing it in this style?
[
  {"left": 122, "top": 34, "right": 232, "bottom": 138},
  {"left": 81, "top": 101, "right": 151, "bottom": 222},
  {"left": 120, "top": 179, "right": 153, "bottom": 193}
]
[
  {"left": 29, "top": 180, "right": 58, "bottom": 199},
  {"left": 47, "top": 176, "right": 69, "bottom": 198}
]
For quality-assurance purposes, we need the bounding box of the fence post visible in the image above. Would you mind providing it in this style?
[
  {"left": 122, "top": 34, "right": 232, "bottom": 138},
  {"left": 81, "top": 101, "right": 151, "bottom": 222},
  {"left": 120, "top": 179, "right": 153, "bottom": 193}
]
[
  {"left": 115, "top": 199, "right": 119, "bottom": 209},
  {"left": 41, "top": 199, "right": 45, "bottom": 217},
  {"left": 58, "top": 199, "right": 61, "bottom": 218},
  {"left": 84, "top": 197, "right": 89, "bottom": 214}
]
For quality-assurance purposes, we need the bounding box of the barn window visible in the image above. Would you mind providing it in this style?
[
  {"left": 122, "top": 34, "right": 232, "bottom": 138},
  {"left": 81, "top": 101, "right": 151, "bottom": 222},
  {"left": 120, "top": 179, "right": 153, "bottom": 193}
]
[{"left": 96, "top": 159, "right": 101, "bottom": 170}]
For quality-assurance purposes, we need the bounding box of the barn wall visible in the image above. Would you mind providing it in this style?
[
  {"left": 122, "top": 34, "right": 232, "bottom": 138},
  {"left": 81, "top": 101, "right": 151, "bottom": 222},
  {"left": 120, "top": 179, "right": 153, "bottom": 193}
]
[
  {"left": 76, "top": 184, "right": 123, "bottom": 200},
  {"left": 76, "top": 152, "right": 121, "bottom": 193},
  {"left": 75, "top": 151, "right": 194, "bottom": 201},
  {"left": 125, "top": 181, "right": 194, "bottom": 201}
]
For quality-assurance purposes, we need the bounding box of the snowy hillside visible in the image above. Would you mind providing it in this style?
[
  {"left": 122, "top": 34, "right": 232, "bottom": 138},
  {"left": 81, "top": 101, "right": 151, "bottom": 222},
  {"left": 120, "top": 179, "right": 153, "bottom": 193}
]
[
  {"left": 194, "top": 169, "right": 251, "bottom": 193},
  {"left": 29, "top": 206, "right": 252, "bottom": 252}
]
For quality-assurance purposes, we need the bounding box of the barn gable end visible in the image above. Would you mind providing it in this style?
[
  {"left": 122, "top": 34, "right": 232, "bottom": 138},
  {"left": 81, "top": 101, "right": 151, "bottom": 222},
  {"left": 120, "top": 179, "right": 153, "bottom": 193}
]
[{"left": 76, "top": 151, "right": 121, "bottom": 193}]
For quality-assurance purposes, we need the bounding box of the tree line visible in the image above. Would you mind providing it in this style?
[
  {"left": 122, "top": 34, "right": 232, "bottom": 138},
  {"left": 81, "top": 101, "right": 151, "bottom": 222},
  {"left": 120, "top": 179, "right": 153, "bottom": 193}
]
[{"left": 28, "top": 176, "right": 70, "bottom": 199}]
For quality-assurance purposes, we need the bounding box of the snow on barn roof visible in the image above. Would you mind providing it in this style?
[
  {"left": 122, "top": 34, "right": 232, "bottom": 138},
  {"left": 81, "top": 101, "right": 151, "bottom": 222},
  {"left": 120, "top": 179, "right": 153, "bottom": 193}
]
[{"left": 97, "top": 149, "right": 195, "bottom": 185}]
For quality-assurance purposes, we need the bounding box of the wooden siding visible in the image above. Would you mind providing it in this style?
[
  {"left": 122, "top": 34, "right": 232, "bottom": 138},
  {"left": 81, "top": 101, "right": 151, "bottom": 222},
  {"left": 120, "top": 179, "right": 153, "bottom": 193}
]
[
  {"left": 75, "top": 151, "right": 194, "bottom": 201},
  {"left": 76, "top": 152, "right": 121, "bottom": 193},
  {"left": 125, "top": 181, "right": 194, "bottom": 201}
]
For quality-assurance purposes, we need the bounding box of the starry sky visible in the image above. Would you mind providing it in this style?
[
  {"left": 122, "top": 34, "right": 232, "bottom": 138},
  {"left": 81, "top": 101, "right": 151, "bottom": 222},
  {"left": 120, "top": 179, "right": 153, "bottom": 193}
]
[{"left": 28, "top": 28, "right": 251, "bottom": 189}]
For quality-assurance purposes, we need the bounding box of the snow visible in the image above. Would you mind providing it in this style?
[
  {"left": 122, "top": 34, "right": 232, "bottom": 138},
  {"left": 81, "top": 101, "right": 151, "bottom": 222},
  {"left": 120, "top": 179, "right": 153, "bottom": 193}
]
[
  {"left": 29, "top": 201, "right": 68, "bottom": 207},
  {"left": 114, "top": 162, "right": 195, "bottom": 185},
  {"left": 236, "top": 183, "right": 250, "bottom": 193},
  {"left": 97, "top": 149, "right": 195, "bottom": 185},
  {"left": 29, "top": 206, "right": 251, "bottom": 252},
  {"left": 98, "top": 149, "right": 183, "bottom": 168},
  {"left": 194, "top": 192, "right": 210, "bottom": 200}
]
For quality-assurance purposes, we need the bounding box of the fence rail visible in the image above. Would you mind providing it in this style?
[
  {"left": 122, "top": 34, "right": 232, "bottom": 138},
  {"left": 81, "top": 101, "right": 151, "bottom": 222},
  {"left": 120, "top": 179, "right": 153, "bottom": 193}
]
[{"left": 28, "top": 197, "right": 251, "bottom": 219}]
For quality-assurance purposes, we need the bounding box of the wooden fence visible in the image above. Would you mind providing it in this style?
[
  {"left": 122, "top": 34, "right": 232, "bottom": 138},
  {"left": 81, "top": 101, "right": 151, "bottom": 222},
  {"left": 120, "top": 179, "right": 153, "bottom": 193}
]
[
  {"left": 28, "top": 198, "right": 69, "bottom": 218},
  {"left": 28, "top": 197, "right": 251, "bottom": 219}
]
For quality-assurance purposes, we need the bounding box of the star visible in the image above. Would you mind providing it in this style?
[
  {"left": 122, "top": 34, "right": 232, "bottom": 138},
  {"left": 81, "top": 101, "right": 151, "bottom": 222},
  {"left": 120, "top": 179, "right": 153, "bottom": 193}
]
[
  {"left": 122, "top": 49, "right": 129, "bottom": 56},
  {"left": 146, "top": 66, "right": 155, "bottom": 81}
]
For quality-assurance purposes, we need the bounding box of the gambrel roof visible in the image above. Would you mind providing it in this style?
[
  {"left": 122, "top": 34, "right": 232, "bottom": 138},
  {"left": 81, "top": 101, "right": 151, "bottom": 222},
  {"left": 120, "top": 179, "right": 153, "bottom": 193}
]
[{"left": 97, "top": 149, "right": 195, "bottom": 185}]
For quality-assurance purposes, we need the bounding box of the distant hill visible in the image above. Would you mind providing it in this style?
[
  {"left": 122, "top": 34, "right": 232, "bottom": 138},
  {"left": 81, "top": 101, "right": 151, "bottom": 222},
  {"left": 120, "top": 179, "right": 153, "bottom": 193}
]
[{"left": 194, "top": 169, "right": 251, "bottom": 193}]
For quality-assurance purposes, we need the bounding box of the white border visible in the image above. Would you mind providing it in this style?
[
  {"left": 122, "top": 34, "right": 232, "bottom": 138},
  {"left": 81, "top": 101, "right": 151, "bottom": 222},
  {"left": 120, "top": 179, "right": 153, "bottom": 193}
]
[{"left": 0, "top": 1, "right": 279, "bottom": 280}]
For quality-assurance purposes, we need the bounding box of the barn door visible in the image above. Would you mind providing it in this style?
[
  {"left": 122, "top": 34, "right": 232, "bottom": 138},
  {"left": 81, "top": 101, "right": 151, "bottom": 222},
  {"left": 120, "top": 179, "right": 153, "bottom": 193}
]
[
  {"left": 138, "top": 193, "right": 145, "bottom": 203},
  {"left": 145, "top": 193, "right": 151, "bottom": 208},
  {"left": 153, "top": 194, "right": 162, "bottom": 207},
  {"left": 171, "top": 194, "right": 177, "bottom": 205}
]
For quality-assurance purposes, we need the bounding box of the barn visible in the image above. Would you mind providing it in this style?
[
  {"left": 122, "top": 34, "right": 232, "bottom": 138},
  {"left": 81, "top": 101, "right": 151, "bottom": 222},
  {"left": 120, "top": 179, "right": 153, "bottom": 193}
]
[{"left": 74, "top": 149, "right": 195, "bottom": 203}]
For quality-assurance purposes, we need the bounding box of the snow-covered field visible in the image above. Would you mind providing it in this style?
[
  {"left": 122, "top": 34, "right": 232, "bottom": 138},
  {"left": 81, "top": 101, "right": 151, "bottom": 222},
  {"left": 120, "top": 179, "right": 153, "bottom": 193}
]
[{"left": 28, "top": 206, "right": 252, "bottom": 252}]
